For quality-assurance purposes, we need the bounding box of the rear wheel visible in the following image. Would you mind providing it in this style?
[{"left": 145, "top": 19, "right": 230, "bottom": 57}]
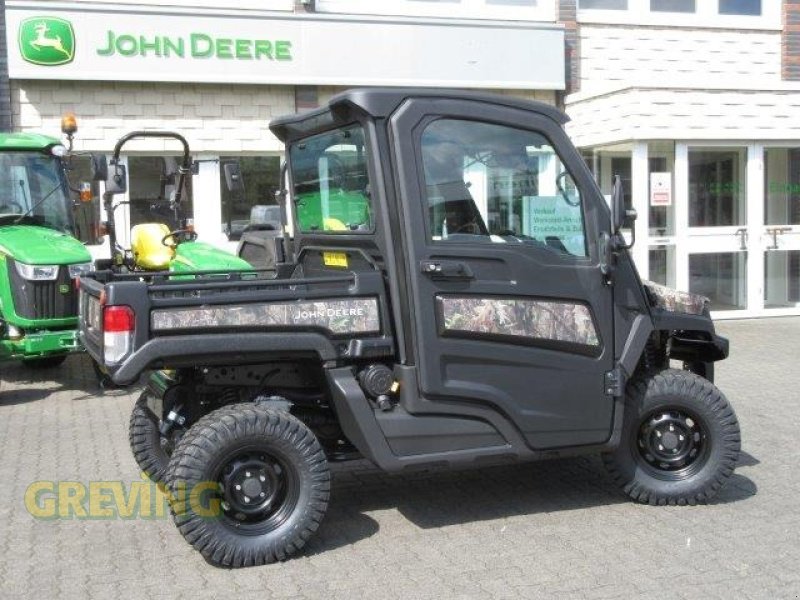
[
  {"left": 603, "top": 369, "right": 740, "bottom": 505},
  {"left": 22, "top": 355, "right": 67, "bottom": 369},
  {"left": 166, "top": 404, "right": 330, "bottom": 568},
  {"left": 129, "top": 393, "right": 175, "bottom": 484}
]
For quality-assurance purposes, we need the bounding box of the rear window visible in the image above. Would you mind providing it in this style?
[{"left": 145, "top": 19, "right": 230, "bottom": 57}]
[{"left": 290, "top": 125, "right": 373, "bottom": 234}]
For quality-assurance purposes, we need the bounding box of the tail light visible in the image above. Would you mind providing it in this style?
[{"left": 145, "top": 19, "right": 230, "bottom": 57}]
[{"left": 103, "top": 305, "right": 135, "bottom": 365}]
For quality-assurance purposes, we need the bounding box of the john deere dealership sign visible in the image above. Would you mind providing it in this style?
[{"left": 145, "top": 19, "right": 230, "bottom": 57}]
[{"left": 5, "top": 6, "right": 564, "bottom": 89}]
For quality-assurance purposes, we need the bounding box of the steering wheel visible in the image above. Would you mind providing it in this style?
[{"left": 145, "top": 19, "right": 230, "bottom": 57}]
[
  {"left": 162, "top": 229, "right": 198, "bottom": 247},
  {"left": 556, "top": 171, "right": 581, "bottom": 207},
  {"left": 0, "top": 202, "right": 24, "bottom": 214}
]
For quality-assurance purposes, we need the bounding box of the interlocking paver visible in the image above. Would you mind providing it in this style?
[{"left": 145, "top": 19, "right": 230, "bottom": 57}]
[{"left": 0, "top": 317, "right": 798, "bottom": 599}]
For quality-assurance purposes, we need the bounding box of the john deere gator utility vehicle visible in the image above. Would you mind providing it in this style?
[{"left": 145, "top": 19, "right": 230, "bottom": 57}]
[
  {"left": 0, "top": 118, "right": 97, "bottom": 369},
  {"left": 80, "top": 89, "right": 740, "bottom": 568}
]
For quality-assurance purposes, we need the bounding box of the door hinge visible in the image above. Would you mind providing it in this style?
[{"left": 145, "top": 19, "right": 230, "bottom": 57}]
[{"left": 604, "top": 367, "right": 626, "bottom": 397}]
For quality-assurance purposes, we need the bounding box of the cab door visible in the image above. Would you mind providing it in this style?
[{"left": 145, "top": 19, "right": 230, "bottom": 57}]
[{"left": 389, "top": 99, "right": 615, "bottom": 449}]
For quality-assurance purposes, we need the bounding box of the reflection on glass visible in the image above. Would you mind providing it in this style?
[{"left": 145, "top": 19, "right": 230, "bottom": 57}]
[
  {"left": 420, "top": 119, "right": 588, "bottom": 257},
  {"left": 764, "top": 148, "right": 800, "bottom": 226},
  {"left": 649, "top": 245, "right": 676, "bottom": 288},
  {"left": 651, "top": 0, "right": 695, "bottom": 12},
  {"left": 764, "top": 250, "right": 800, "bottom": 308},
  {"left": 689, "top": 252, "right": 747, "bottom": 310},
  {"left": 689, "top": 148, "right": 746, "bottom": 227}
]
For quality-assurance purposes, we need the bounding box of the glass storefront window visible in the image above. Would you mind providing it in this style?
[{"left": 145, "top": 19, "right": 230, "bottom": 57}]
[
  {"left": 719, "top": 0, "right": 760, "bottom": 15},
  {"left": 579, "top": 0, "right": 627, "bottom": 8},
  {"left": 651, "top": 0, "right": 694, "bottom": 12},
  {"left": 649, "top": 142, "right": 675, "bottom": 236},
  {"left": 765, "top": 250, "right": 800, "bottom": 308},
  {"left": 219, "top": 156, "right": 281, "bottom": 241},
  {"left": 649, "top": 245, "right": 676, "bottom": 288},
  {"left": 764, "top": 148, "right": 800, "bottom": 226},
  {"left": 688, "top": 148, "right": 746, "bottom": 227},
  {"left": 689, "top": 252, "right": 747, "bottom": 311},
  {"left": 128, "top": 156, "right": 193, "bottom": 232}
]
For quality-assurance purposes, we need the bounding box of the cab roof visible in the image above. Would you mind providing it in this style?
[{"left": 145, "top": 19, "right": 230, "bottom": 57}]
[
  {"left": 270, "top": 88, "right": 569, "bottom": 142},
  {"left": 0, "top": 132, "right": 60, "bottom": 152}
]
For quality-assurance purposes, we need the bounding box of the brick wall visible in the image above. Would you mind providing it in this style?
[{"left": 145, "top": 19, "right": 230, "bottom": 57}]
[
  {"left": 0, "top": 0, "right": 12, "bottom": 131},
  {"left": 558, "top": 0, "right": 579, "bottom": 95},
  {"left": 11, "top": 80, "right": 295, "bottom": 153},
  {"left": 784, "top": 0, "right": 800, "bottom": 80}
]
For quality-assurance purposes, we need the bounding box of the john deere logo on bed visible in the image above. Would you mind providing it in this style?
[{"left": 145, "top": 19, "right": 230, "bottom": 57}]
[{"left": 19, "top": 17, "right": 75, "bottom": 66}]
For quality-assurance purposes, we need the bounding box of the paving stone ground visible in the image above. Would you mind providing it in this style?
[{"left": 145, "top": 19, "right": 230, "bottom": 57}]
[{"left": 0, "top": 317, "right": 798, "bottom": 599}]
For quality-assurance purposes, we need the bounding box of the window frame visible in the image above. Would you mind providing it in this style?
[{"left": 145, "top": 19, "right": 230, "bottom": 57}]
[
  {"left": 417, "top": 116, "right": 591, "bottom": 260},
  {"left": 577, "top": 0, "right": 779, "bottom": 30},
  {"left": 315, "top": 0, "right": 556, "bottom": 22}
]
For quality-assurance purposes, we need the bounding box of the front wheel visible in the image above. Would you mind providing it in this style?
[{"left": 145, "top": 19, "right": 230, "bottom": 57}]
[
  {"left": 603, "top": 369, "right": 740, "bottom": 505},
  {"left": 166, "top": 404, "right": 330, "bottom": 568}
]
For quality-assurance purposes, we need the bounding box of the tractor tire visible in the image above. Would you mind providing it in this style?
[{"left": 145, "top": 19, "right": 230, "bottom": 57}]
[
  {"left": 129, "top": 392, "right": 172, "bottom": 484},
  {"left": 166, "top": 403, "right": 330, "bottom": 568},
  {"left": 22, "top": 355, "right": 67, "bottom": 369},
  {"left": 603, "top": 368, "right": 740, "bottom": 506}
]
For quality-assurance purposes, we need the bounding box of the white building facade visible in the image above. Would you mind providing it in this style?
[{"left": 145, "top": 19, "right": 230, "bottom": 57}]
[
  {"left": 565, "top": 0, "right": 800, "bottom": 318},
  {"left": 3, "top": 0, "right": 565, "bottom": 256}
]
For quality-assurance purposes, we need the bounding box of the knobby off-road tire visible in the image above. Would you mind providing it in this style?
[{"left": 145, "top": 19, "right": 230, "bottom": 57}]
[
  {"left": 166, "top": 403, "right": 330, "bottom": 568},
  {"left": 22, "top": 355, "right": 67, "bottom": 369},
  {"left": 603, "top": 369, "right": 740, "bottom": 506},
  {"left": 129, "top": 392, "right": 172, "bottom": 484}
]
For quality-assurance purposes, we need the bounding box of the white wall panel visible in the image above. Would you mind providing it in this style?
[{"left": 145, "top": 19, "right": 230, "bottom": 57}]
[{"left": 578, "top": 25, "right": 782, "bottom": 93}]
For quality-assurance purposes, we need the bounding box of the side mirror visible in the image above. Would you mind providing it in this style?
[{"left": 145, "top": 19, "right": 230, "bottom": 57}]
[
  {"left": 611, "top": 174, "right": 637, "bottom": 249},
  {"left": 105, "top": 163, "right": 128, "bottom": 196},
  {"left": 90, "top": 155, "right": 108, "bottom": 182},
  {"left": 223, "top": 161, "right": 245, "bottom": 194}
]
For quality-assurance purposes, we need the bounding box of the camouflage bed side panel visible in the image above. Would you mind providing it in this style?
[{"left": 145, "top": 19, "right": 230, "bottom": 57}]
[
  {"left": 642, "top": 281, "right": 709, "bottom": 316},
  {"left": 438, "top": 296, "right": 599, "bottom": 347},
  {"left": 151, "top": 298, "right": 381, "bottom": 335}
]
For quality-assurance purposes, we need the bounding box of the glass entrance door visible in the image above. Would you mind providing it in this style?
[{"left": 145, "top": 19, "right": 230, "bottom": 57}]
[
  {"left": 683, "top": 146, "right": 751, "bottom": 315},
  {"left": 762, "top": 146, "right": 800, "bottom": 313}
]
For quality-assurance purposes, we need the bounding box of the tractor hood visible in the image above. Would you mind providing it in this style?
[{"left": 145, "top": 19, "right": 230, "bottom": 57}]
[
  {"left": 643, "top": 280, "right": 710, "bottom": 316},
  {"left": 172, "top": 241, "right": 252, "bottom": 272},
  {"left": 0, "top": 225, "right": 91, "bottom": 265}
]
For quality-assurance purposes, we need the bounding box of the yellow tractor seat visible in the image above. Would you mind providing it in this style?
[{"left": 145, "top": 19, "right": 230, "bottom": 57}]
[{"left": 130, "top": 223, "right": 175, "bottom": 271}]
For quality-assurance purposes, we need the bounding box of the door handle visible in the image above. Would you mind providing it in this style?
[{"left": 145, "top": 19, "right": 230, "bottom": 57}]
[
  {"left": 765, "top": 227, "right": 791, "bottom": 251},
  {"left": 734, "top": 228, "right": 748, "bottom": 251},
  {"left": 420, "top": 260, "right": 475, "bottom": 280}
]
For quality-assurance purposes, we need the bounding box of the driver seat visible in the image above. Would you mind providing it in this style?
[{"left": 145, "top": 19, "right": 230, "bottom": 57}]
[{"left": 131, "top": 223, "right": 175, "bottom": 271}]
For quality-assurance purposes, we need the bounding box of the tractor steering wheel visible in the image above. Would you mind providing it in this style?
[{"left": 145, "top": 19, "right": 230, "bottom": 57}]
[
  {"left": 0, "top": 202, "right": 25, "bottom": 214},
  {"left": 162, "top": 229, "right": 198, "bottom": 247}
]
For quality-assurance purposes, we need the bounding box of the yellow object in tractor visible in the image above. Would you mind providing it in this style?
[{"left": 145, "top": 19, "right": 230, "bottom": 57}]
[{"left": 130, "top": 223, "right": 175, "bottom": 270}]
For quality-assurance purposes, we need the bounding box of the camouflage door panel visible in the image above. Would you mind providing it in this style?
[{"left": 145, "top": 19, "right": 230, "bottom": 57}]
[
  {"left": 437, "top": 295, "right": 600, "bottom": 351},
  {"left": 151, "top": 298, "right": 381, "bottom": 335}
]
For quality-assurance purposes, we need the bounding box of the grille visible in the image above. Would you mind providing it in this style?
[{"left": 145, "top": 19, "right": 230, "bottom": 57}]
[{"left": 8, "top": 260, "right": 79, "bottom": 320}]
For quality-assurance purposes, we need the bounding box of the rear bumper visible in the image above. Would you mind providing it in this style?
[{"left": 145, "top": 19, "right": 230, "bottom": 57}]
[{"left": 0, "top": 328, "right": 81, "bottom": 361}]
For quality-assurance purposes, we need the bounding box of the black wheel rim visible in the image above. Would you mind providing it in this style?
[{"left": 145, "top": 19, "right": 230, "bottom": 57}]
[
  {"left": 635, "top": 408, "right": 709, "bottom": 480},
  {"left": 212, "top": 446, "right": 299, "bottom": 534}
]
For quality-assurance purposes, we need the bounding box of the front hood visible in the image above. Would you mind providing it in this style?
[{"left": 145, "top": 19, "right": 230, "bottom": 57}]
[
  {"left": 172, "top": 241, "right": 251, "bottom": 272},
  {"left": 643, "top": 281, "right": 709, "bottom": 316},
  {"left": 0, "top": 225, "right": 91, "bottom": 265}
]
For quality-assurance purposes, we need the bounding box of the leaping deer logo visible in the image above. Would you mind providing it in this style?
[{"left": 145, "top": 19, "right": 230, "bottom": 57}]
[{"left": 30, "top": 22, "right": 70, "bottom": 58}]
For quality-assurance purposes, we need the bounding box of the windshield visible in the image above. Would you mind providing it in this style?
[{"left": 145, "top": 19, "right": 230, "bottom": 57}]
[
  {"left": 0, "top": 152, "right": 73, "bottom": 233},
  {"left": 290, "top": 125, "right": 373, "bottom": 233}
]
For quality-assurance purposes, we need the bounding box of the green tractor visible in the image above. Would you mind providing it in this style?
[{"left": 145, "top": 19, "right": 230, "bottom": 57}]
[
  {"left": 93, "top": 131, "right": 252, "bottom": 275},
  {"left": 0, "top": 120, "right": 97, "bottom": 370}
]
